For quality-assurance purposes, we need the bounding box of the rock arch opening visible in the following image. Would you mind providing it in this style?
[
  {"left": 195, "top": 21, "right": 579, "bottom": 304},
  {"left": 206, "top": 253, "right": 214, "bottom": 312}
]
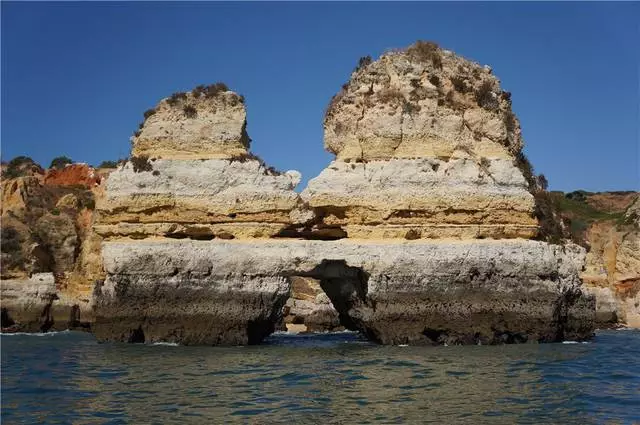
[{"left": 280, "top": 260, "right": 372, "bottom": 337}]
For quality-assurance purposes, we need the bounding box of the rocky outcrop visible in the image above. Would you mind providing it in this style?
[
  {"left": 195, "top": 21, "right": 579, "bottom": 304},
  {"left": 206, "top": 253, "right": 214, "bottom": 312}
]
[
  {"left": 95, "top": 85, "right": 305, "bottom": 241},
  {"left": 1, "top": 273, "right": 90, "bottom": 332},
  {"left": 303, "top": 42, "right": 537, "bottom": 240},
  {"left": 44, "top": 163, "right": 102, "bottom": 188},
  {"left": 93, "top": 45, "right": 594, "bottom": 346},
  {"left": 0, "top": 42, "right": 595, "bottom": 343},
  {"left": 95, "top": 159, "right": 302, "bottom": 240},
  {"left": 93, "top": 85, "right": 304, "bottom": 344},
  {"left": 131, "top": 84, "right": 249, "bottom": 160}
]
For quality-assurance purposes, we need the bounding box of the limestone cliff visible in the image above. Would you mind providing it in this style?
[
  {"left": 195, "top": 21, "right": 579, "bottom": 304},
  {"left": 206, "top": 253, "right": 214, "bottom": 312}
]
[
  {"left": 100, "top": 239, "right": 592, "bottom": 345},
  {"left": 302, "top": 42, "right": 537, "bottom": 240},
  {"left": 93, "top": 85, "right": 303, "bottom": 344},
  {"left": 92, "top": 44, "right": 594, "bottom": 346},
  {"left": 95, "top": 84, "right": 304, "bottom": 241}
]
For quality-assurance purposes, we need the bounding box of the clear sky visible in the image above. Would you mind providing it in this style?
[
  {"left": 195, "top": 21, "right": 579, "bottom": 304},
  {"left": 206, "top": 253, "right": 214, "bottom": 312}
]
[{"left": 1, "top": 1, "right": 638, "bottom": 192}]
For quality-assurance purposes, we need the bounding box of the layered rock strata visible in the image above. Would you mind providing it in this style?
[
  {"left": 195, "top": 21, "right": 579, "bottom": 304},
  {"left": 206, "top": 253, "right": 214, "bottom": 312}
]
[
  {"left": 94, "top": 44, "right": 595, "bottom": 345},
  {"left": 303, "top": 42, "right": 536, "bottom": 240},
  {"left": 95, "top": 88, "right": 303, "bottom": 241},
  {"left": 1, "top": 273, "right": 89, "bottom": 332},
  {"left": 94, "top": 85, "right": 303, "bottom": 344},
  {"left": 131, "top": 85, "right": 249, "bottom": 160}
]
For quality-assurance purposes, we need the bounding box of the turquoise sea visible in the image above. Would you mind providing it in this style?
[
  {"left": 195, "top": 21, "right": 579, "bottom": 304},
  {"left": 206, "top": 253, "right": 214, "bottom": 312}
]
[{"left": 2, "top": 329, "right": 640, "bottom": 424}]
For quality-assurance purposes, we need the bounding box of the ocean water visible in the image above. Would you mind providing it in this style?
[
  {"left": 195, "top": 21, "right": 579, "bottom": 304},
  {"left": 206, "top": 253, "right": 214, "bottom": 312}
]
[{"left": 2, "top": 330, "right": 639, "bottom": 424}]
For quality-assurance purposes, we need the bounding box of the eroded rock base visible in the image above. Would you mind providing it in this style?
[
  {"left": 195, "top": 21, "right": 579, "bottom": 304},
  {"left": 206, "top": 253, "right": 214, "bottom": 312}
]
[
  {"left": 93, "top": 272, "right": 289, "bottom": 345},
  {"left": 96, "top": 239, "right": 595, "bottom": 345},
  {"left": 1, "top": 273, "right": 92, "bottom": 333}
]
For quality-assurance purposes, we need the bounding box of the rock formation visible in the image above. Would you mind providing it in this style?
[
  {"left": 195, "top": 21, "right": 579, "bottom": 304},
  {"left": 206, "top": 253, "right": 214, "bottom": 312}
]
[
  {"left": 95, "top": 87, "right": 303, "bottom": 242},
  {"left": 93, "top": 85, "right": 302, "bottom": 344},
  {"left": 131, "top": 84, "right": 249, "bottom": 160},
  {"left": 93, "top": 43, "right": 594, "bottom": 346}
]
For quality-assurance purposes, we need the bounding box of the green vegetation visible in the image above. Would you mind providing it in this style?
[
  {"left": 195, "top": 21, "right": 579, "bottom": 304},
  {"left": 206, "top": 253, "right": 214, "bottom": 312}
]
[
  {"left": 3, "top": 156, "right": 40, "bottom": 179},
  {"left": 538, "top": 191, "right": 630, "bottom": 245},
  {"left": 537, "top": 174, "right": 549, "bottom": 191},
  {"left": 130, "top": 155, "right": 153, "bottom": 173},
  {"left": 191, "top": 82, "right": 230, "bottom": 99},
  {"left": 1, "top": 226, "right": 21, "bottom": 253},
  {"left": 504, "top": 109, "right": 516, "bottom": 134},
  {"left": 50, "top": 156, "right": 73, "bottom": 170},
  {"left": 450, "top": 76, "right": 469, "bottom": 93},
  {"left": 98, "top": 160, "right": 119, "bottom": 168},
  {"left": 428, "top": 75, "right": 441, "bottom": 87},
  {"left": 76, "top": 190, "right": 96, "bottom": 210},
  {"left": 167, "top": 92, "right": 187, "bottom": 106},
  {"left": 377, "top": 87, "right": 405, "bottom": 105},
  {"left": 143, "top": 108, "right": 156, "bottom": 120},
  {"left": 0, "top": 225, "right": 24, "bottom": 270},
  {"left": 551, "top": 192, "right": 626, "bottom": 223}
]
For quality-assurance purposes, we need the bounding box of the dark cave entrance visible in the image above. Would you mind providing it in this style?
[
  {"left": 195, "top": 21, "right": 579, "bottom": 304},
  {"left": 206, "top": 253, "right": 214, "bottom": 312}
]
[{"left": 280, "top": 260, "right": 370, "bottom": 335}]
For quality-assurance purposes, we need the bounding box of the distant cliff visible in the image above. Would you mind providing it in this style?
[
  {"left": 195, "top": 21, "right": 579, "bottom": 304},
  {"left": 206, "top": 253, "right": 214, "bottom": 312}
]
[
  {"left": 1, "top": 159, "right": 112, "bottom": 332},
  {"left": 547, "top": 191, "right": 639, "bottom": 327}
]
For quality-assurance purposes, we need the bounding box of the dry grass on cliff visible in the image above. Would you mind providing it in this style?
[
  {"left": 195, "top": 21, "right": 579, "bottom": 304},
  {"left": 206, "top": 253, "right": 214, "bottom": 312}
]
[
  {"left": 130, "top": 156, "right": 153, "bottom": 173},
  {"left": 475, "top": 80, "right": 498, "bottom": 110},
  {"left": 407, "top": 40, "right": 443, "bottom": 69}
]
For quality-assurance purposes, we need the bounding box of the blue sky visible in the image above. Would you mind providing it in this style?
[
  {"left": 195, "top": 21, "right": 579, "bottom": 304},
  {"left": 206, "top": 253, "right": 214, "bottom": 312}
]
[{"left": 2, "top": 2, "right": 638, "bottom": 191}]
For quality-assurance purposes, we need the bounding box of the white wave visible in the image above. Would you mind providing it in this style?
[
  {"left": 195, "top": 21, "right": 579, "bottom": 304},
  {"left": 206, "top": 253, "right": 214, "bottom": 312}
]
[
  {"left": 151, "top": 342, "right": 180, "bottom": 346},
  {"left": 398, "top": 344, "right": 409, "bottom": 347},
  {"left": 271, "top": 329, "right": 358, "bottom": 336},
  {"left": 0, "top": 330, "right": 70, "bottom": 337}
]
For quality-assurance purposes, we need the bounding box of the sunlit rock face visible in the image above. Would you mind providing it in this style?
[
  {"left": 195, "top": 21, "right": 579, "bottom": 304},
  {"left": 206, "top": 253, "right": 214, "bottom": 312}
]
[
  {"left": 96, "top": 85, "right": 306, "bottom": 242},
  {"left": 304, "top": 42, "right": 536, "bottom": 240},
  {"left": 131, "top": 86, "right": 249, "bottom": 160},
  {"left": 93, "top": 85, "right": 305, "bottom": 344}
]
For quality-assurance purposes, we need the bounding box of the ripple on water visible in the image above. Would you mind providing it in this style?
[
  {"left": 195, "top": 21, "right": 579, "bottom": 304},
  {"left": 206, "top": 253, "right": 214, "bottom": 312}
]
[{"left": 1, "top": 330, "right": 640, "bottom": 423}]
